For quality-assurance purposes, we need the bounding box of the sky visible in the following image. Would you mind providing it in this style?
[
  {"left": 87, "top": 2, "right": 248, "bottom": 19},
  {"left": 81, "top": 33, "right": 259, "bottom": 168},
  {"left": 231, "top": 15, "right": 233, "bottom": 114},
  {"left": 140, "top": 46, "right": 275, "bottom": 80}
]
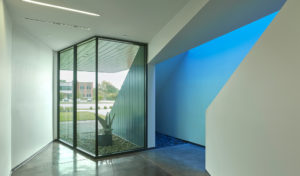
[{"left": 60, "top": 70, "right": 129, "bottom": 89}]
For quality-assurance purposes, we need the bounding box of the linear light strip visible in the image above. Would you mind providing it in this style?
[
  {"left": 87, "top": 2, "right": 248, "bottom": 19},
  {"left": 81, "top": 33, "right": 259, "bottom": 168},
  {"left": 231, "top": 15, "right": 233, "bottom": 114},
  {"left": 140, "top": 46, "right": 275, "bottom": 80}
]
[{"left": 22, "top": 0, "right": 100, "bottom": 17}]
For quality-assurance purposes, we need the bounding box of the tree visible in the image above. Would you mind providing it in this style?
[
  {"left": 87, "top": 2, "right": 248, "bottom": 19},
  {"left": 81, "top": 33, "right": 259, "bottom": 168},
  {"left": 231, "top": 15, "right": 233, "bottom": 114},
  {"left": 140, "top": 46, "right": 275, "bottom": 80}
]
[
  {"left": 98, "top": 81, "right": 119, "bottom": 100},
  {"left": 77, "top": 91, "right": 83, "bottom": 99},
  {"left": 60, "top": 93, "right": 66, "bottom": 100}
]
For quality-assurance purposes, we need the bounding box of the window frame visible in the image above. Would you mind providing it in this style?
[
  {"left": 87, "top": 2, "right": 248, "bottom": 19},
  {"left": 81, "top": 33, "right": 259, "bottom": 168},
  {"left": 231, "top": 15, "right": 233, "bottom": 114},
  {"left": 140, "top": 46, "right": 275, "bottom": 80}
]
[{"left": 57, "top": 36, "right": 148, "bottom": 159}]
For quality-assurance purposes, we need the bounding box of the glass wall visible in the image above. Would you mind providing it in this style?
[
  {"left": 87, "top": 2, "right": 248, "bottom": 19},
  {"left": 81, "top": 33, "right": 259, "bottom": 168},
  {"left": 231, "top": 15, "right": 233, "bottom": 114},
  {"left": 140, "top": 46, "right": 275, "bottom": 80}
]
[
  {"left": 59, "top": 47, "right": 74, "bottom": 145},
  {"left": 76, "top": 39, "right": 96, "bottom": 154},
  {"left": 58, "top": 37, "right": 146, "bottom": 157},
  {"left": 97, "top": 39, "right": 145, "bottom": 156}
]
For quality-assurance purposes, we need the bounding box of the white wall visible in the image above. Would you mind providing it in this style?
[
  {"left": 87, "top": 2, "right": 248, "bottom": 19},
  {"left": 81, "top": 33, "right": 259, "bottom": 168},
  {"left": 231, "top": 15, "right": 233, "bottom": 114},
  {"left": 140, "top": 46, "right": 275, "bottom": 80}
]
[
  {"left": 148, "top": 0, "right": 208, "bottom": 63},
  {"left": 0, "top": 0, "right": 12, "bottom": 175},
  {"left": 11, "top": 26, "right": 53, "bottom": 168},
  {"left": 206, "top": 1, "right": 300, "bottom": 176}
]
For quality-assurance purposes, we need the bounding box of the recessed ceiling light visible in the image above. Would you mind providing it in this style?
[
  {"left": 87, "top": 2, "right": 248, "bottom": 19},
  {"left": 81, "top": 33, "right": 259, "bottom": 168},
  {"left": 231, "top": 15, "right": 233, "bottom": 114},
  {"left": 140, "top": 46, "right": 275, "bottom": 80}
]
[{"left": 22, "top": 0, "right": 100, "bottom": 17}]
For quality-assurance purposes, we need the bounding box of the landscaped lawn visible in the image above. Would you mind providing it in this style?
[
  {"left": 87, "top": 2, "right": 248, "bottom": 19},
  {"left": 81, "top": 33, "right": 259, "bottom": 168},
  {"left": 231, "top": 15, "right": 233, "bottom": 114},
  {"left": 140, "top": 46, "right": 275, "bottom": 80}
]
[
  {"left": 59, "top": 114, "right": 141, "bottom": 155},
  {"left": 60, "top": 112, "right": 105, "bottom": 122}
]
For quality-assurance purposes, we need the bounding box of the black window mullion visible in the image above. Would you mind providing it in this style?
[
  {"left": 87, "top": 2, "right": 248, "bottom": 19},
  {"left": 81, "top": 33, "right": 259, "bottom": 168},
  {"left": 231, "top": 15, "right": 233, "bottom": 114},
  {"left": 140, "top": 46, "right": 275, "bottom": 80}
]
[
  {"left": 73, "top": 45, "right": 77, "bottom": 148},
  {"left": 57, "top": 52, "right": 60, "bottom": 140},
  {"left": 95, "top": 38, "right": 99, "bottom": 156}
]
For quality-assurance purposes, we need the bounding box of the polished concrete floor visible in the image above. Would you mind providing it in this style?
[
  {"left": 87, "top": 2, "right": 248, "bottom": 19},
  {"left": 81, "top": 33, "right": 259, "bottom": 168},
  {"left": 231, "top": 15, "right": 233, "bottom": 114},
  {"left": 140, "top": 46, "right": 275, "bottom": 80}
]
[{"left": 12, "top": 142, "right": 209, "bottom": 176}]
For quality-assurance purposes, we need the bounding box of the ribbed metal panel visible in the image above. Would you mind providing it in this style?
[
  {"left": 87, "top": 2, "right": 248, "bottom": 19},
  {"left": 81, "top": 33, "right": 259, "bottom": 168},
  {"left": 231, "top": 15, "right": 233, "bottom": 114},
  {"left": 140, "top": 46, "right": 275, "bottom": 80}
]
[{"left": 110, "top": 47, "right": 145, "bottom": 146}]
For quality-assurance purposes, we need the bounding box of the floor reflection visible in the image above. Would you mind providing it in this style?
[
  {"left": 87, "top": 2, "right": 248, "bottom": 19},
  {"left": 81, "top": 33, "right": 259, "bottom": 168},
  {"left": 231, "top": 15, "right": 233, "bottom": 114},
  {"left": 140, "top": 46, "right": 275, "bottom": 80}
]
[{"left": 12, "top": 142, "right": 209, "bottom": 176}]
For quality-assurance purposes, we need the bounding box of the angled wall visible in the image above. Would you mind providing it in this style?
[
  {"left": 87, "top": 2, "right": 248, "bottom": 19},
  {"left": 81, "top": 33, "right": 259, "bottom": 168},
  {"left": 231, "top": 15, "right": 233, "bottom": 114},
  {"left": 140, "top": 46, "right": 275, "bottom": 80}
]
[
  {"left": 110, "top": 47, "right": 146, "bottom": 146},
  {"left": 149, "top": 0, "right": 285, "bottom": 64},
  {"left": 206, "top": 1, "right": 300, "bottom": 176},
  {"left": 0, "top": 0, "right": 12, "bottom": 175},
  {"left": 156, "top": 12, "right": 277, "bottom": 146},
  {"left": 148, "top": 0, "right": 209, "bottom": 63}
]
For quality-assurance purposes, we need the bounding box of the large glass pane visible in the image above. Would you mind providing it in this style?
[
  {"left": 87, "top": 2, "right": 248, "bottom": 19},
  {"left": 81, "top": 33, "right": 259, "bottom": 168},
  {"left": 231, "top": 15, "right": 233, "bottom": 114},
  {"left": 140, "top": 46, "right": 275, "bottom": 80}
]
[
  {"left": 59, "top": 47, "right": 74, "bottom": 145},
  {"left": 76, "top": 39, "right": 96, "bottom": 154},
  {"left": 97, "top": 39, "right": 145, "bottom": 156}
]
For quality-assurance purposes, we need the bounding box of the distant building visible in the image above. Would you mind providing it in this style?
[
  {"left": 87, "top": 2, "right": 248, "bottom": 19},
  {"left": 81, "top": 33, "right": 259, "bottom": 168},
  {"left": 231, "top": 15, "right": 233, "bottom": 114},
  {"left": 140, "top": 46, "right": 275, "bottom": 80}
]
[
  {"left": 60, "top": 81, "right": 93, "bottom": 99},
  {"left": 60, "top": 81, "right": 72, "bottom": 99},
  {"left": 77, "top": 82, "right": 93, "bottom": 98}
]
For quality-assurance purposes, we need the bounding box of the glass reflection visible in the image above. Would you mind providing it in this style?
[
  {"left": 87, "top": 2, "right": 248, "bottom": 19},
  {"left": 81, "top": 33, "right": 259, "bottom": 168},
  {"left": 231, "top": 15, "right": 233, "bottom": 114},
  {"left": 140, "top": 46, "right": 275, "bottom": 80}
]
[
  {"left": 59, "top": 48, "right": 74, "bottom": 145},
  {"left": 76, "top": 39, "right": 96, "bottom": 154},
  {"left": 97, "top": 39, "right": 145, "bottom": 156},
  {"left": 59, "top": 37, "right": 146, "bottom": 158}
]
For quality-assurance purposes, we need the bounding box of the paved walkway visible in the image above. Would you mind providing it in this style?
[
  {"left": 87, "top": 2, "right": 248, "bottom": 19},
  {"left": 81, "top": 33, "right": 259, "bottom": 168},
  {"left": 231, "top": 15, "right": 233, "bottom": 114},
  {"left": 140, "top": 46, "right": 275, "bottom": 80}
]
[{"left": 60, "top": 120, "right": 102, "bottom": 134}]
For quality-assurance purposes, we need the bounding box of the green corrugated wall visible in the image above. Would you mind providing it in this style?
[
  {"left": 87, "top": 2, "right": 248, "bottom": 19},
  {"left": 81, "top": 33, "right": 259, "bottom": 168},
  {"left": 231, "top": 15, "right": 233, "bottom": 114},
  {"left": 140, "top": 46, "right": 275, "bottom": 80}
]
[{"left": 110, "top": 46, "right": 146, "bottom": 146}]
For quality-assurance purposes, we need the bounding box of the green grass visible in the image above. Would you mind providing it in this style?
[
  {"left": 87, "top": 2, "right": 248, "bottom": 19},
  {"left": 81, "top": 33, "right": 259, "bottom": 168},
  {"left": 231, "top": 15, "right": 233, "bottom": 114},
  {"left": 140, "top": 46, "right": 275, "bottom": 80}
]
[{"left": 60, "top": 112, "right": 103, "bottom": 122}]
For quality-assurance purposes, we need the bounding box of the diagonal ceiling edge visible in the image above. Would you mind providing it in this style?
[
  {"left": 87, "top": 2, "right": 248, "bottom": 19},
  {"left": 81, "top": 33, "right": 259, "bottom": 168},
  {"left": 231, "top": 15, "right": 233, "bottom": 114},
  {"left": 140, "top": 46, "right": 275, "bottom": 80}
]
[{"left": 149, "top": 0, "right": 286, "bottom": 64}]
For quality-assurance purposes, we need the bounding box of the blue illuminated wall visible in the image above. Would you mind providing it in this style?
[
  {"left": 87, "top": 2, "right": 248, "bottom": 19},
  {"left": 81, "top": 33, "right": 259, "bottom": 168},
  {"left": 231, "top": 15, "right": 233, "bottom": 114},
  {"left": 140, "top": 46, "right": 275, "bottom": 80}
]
[{"left": 155, "top": 12, "right": 278, "bottom": 146}]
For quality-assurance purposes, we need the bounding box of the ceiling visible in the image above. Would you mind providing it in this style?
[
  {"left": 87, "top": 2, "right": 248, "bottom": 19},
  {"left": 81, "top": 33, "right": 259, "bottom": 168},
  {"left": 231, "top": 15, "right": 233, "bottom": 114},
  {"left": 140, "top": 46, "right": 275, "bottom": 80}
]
[
  {"left": 6, "top": 0, "right": 287, "bottom": 64},
  {"left": 6, "top": 0, "right": 190, "bottom": 51},
  {"left": 60, "top": 38, "right": 141, "bottom": 73}
]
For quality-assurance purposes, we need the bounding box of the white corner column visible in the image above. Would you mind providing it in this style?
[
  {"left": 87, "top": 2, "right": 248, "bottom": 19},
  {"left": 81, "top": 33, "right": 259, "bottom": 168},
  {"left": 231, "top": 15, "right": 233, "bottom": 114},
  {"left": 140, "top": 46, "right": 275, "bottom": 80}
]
[{"left": 147, "top": 63, "right": 156, "bottom": 148}]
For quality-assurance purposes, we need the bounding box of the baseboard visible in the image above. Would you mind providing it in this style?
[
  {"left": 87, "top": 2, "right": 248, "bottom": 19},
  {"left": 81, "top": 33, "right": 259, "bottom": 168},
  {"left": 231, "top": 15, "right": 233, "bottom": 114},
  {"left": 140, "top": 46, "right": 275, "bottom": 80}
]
[
  {"left": 10, "top": 140, "right": 54, "bottom": 174},
  {"left": 146, "top": 147, "right": 155, "bottom": 150},
  {"left": 206, "top": 169, "right": 212, "bottom": 176}
]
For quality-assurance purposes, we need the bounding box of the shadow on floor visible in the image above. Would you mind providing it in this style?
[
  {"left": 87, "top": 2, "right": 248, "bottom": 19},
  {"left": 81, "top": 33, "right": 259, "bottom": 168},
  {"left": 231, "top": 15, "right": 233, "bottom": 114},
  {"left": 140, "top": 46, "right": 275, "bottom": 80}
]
[{"left": 155, "top": 132, "right": 188, "bottom": 148}]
